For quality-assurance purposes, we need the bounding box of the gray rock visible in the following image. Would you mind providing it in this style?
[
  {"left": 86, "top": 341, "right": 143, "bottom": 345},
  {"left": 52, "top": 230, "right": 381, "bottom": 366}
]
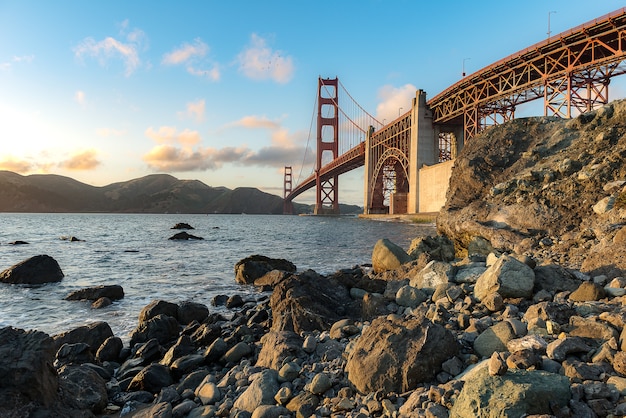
[
  {"left": 58, "top": 364, "right": 108, "bottom": 413},
  {"left": 546, "top": 336, "right": 593, "bottom": 361},
  {"left": 372, "top": 238, "right": 411, "bottom": 273},
  {"left": 409, "top": 260, "right": 455, "bottom": 291},
  {"left": 474, "top": 254, "right": 535, "bottom": 301},
  {"left": 95, "top": 336, "right": 123, "bottom": 363},
  {"left": 234, "top": 255, "right": 296, "bottom": 285},
  {"left": 407, "top": 235, "right": 455, "bottom": 261},
  {"left": 256, "top": 331, "right": 304, "bottom": 370},
  {"left": 474, "top": 321, "right": 518, "bottom": 358},
  {"left": 222, "top": 342, "right": 252, "bottom": 363},
  {"left": 233, "top": 369, "right": 279, "bottom": 413},
  {"left": 449, "top": 367, "right": 570, "bottom": 417},
  {"left": 0, "top": 327, "right": 59, "bottom": 412},
  {"left": 65, "top": 284, "right": 124, "bottom": 301},
  {"left": 395, "top": 285, "right": 428, "bottom": 308},
  {"left": 195, "top": 376, "right": 222, "bottom": 405},
  {"left": 345, "top": 313, "right": 458, "bottom": 394},
  {"left": 128, "top": 363, "right": 173, "bottom": 394},
  {"left": 53, "top": 321, "right": 114, "bottom": 352},
  {"left": 129, "top": 402, "right": 173, "bottom": 418},
  {"left": 278, "top": 362, "right": 300, "bottom": 382},
  {"left": 0, "top": 254, "right": 64, "bottom": 284},
  {"left": 309, "top": 372, "right": 332, "bottom": 395},
  {"left": 251, "top": 405, "right": 290, "bottom": 418},
  {"left": 138, "top": 300, "right": 179, "bottom": 323},
  {"left": 177, "top": 301, "right": 209, "bottom": 325},
  {"left": 130, "top": 314, "right": 179, "bottom": 346}
]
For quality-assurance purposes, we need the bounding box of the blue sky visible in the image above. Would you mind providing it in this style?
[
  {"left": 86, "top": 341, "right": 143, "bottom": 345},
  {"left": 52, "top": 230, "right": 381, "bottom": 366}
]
[{"left": 0, "top": 1, "right": 623, "bottom": 205}]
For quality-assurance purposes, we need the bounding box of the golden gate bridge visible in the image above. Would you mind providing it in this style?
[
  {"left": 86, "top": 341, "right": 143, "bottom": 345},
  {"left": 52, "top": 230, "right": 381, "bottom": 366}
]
[{"left": 285, "top": 7, "right": 626, "bottom": 215}]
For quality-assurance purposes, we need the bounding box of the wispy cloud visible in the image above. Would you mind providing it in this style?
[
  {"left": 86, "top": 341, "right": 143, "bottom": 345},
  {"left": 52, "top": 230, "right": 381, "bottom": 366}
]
[
  {"left": 375, "top": 84, "right": 417, "bottom": 122},
  {"left": 177, "top": 100, "right": 205, "bottom": 123},
  {"left": 0, "top": 55, "right": 34, "bottom": 71},
  {"left": 58, "top": 149, "right": 101, "bottom": 170},
  {"left": 162, "top": 38, "right": 208, "bottom": 65},
  {"left": 74, "top": 21, "right": 146, "bottom": 76},
  {"left": 162, "top": 38, "right": 220, "bottom": 81},
  {"left": 236, "top": 34, "right": 294, "bottom": 84}
]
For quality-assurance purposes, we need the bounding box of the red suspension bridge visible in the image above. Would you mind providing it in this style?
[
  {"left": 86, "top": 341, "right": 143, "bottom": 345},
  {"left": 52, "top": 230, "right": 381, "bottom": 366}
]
[{"left": 284, "top": 8, "right": 626, "bottom": 215}]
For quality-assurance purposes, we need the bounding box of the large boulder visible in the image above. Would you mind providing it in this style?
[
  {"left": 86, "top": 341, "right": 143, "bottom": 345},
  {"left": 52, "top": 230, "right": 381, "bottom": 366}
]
[
  {"left": 270, "top": 270, "right": 359, "bottom": 333},
  {"left": 235, "top": 255, "right": 296, "bottom": 285},
  {"left": 58, "top": 365, "right": 108, "bottom": 413},
  {"left": 0, "top": 327, "right": 59, "bottom": 411},
  {"left": 450, "top": 367, "right": 570, "bottom": 417},
  {"left": 372, "top": 238, "right": 411, "bottom": 273},
  {"left": 345, "top": 313, "right": 458, "bottom": 394},
  {"left": 0, "top": 254, "right": 64, "bottom": 284}
]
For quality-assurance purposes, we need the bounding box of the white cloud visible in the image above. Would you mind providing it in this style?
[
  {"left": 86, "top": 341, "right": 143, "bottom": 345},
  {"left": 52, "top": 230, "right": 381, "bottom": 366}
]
[
  {"left": 74, "top": 22, "right": 145, "bottom": 76},
  {"left": 161, "top": 38, "right": 220, "bottom": 81},
  {"left": 375, "top": 84, "right": 417, "bottom": 122},
  {"left": 162, "top": 38, "right": 208, "bottom": 65},
  {"left": 236, "top": 34, "right": 294, "bottom": 84}
]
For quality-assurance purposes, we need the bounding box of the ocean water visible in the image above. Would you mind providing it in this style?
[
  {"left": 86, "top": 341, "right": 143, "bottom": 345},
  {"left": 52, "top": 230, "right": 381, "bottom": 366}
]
[{"left": 0, "top": 213, "right": 434, "bottom": 340}]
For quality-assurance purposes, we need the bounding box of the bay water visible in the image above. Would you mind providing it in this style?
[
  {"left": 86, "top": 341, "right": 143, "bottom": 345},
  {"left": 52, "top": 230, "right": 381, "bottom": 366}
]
[{"left": 0, "top": 213, "right": 434, "bottom": 341}]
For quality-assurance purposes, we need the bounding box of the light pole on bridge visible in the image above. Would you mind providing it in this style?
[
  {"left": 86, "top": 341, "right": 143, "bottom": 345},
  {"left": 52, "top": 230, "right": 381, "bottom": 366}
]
[
  {"left": 462, "top": 57, "right": 471, "bottom": 77},
  {"left": 547, "top": 11, "right": 557, "bottom": 39},
  {"left": 398, "top": 107, "right": 403, "bottom": 116}
]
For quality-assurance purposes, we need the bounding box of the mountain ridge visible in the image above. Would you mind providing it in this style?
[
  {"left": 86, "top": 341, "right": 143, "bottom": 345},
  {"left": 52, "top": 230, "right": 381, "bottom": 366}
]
[{"left": 0, "top": 171, "right": 361, "bottom": 214}]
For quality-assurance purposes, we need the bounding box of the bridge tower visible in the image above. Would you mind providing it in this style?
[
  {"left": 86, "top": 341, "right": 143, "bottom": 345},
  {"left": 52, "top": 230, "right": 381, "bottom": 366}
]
[
  {"left": 315, "top": 77, "right": 340, "bottom": 215},
  {"left": 283, "top": 166, "right": 293, "bottom": 214}
]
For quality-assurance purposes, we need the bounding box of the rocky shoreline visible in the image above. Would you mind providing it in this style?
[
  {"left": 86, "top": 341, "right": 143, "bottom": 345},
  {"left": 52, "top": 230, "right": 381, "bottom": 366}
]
[{"left": 2, "top": 233, "right": 626, "bottom": 418}]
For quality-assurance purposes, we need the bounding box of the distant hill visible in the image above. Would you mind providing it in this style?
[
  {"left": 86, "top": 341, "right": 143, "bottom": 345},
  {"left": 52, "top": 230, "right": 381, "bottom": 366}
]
[{"left": 0, "top": 171, "right": 362, "bottom": 215}]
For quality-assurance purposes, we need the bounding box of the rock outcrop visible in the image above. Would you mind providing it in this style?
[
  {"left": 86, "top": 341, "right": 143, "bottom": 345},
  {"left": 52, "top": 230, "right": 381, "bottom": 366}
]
[
  {"left": 0, "top": 254, "right": 64, "bottom": 284},
  {"left": 438, "top": 100, "right": 626, "bottom": 278}
]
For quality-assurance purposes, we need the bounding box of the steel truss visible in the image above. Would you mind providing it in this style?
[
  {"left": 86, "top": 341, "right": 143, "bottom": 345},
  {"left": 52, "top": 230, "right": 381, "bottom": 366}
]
[
  {"left": 429, "top": 8, "right": 626, "bottom": 139},
  {"left": 367, "top": 113, "right": 411, "bottom": 213}
]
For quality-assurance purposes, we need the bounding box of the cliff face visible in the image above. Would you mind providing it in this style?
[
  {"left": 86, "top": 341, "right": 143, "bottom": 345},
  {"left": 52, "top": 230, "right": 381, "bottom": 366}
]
[
  {"left": 437, "top": 99, "right": 626, "bottom": 277},
  {"left": 0, "top": 172, "right": 306, "bottom": 214}
]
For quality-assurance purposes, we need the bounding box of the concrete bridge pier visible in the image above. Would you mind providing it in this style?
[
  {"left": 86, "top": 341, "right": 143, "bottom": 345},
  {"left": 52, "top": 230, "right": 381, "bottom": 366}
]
[{"left": 364, "top": 89, "right": 464, "bottom": 215}]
